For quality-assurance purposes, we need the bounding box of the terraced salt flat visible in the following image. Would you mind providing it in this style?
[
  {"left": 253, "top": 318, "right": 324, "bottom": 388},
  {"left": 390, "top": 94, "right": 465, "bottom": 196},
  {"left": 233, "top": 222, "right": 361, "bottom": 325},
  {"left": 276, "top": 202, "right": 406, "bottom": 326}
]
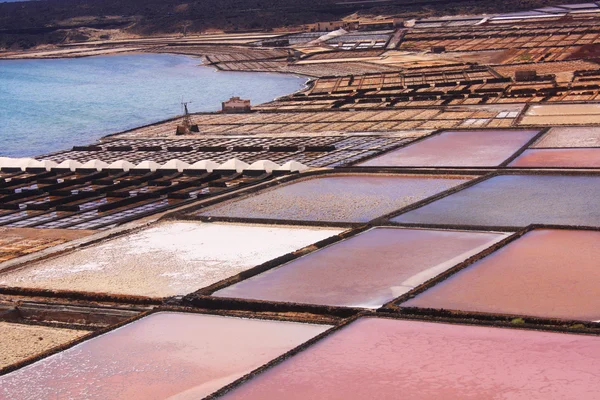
[
  {"left": 519, "top": 104, "right": 600, "bottom": 125},
  {"left": 0, "top": 322, "right": 89, "bottom": 369},
  {"left": 214, "top": 228, "right": 507, "bottom": 308},
  {"left": 532, "top": 126, "right": 600, "bottom": 148},
  {"left": 401, "top": 229, "right": 600, "bottom": 321},
  {"left": 0, "top": 222, "right": 341, "bottom": 297},
  {"left": 509, "top": 148, "right": 600, "bottom": 168},
  {"left": 358, "top": 129, "right": 538, "bottom": 167},
  {"left": 392, "top": 175, "right": 600, "bottom": 228},
  {"left": 0, "top": 312, "right": 331, "bottom": 400},
  {"left": 198, "top": 174, "right": 472, "bottom": 223},
  {"left": 219, "top": 317, "right": 600, "bottom": 399}
]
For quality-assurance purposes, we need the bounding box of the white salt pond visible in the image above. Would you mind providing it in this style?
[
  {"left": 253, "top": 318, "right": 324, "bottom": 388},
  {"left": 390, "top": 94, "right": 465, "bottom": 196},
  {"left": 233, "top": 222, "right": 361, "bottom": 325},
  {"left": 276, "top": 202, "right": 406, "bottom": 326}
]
[{"left": 0, "top": 221, "right": 342, "bottom": 297}]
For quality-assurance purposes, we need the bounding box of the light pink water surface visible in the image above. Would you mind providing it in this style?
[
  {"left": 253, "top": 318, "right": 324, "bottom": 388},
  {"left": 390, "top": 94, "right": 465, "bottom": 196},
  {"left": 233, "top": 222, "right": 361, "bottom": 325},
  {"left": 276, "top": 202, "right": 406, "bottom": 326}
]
[
  {"left": 402, "top": 229, "right": 600, "bottom": 321},
  {"left": 509, "top": 148, "right": 600, "bottom": 168},
  {"left": 0, "top": 312, "right": 330, "bottom": 400},
  {"left": 214, "top": 228, "right": 505, "bottom": 308},
  {"left": 359, "top": 130, "right": 538, "bottom": 167},
  {"left": 220, "top": 317, "right": 600, "bottom": 400}
]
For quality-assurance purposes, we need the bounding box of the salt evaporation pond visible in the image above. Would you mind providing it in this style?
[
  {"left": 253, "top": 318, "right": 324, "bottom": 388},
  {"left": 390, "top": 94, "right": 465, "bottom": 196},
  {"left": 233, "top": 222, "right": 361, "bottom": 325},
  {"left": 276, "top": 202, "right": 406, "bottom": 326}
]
[
  {"left": 0, "top": 54, "right": 306, "bottom": 157},
  {"left": 509, "top": 148, "right": 600, "bottom": 168},
  {"left": 392, "top": 174, "right": 600, "bottom": 228},
  {"left": 0, "top": 221, "right": 341, "bottom": 297},
  {"left": 219, "top": 317, "right": 600, "bottom": 399},
  {"left": 0, "top": 322, "right": 88, "bottom": 369},
  {"left": 215, "top": 227, "right": 507, "bottom": 308},
  {"left": 0, "top": 312, "right": 331, "bottom": 399},
  {"left": 358, "top": 129, "right": 538, "bottom": 167},
  {"left": 402, "top": 229, "right": 600, "bottom": 321},
  {"left": 533, "top": 126, "right": 600, "bottom": 148},
  {"left": 198, "top": 174, "right": 473, "bottom": 223}
]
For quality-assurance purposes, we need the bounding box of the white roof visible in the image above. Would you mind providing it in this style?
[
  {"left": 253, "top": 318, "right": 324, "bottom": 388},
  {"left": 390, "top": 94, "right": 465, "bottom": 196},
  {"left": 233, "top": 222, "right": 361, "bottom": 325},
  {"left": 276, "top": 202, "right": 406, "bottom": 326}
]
[
  {"left": 132, "top": 160, "right": 161, "bottom": 172},
  {"left": 160, "top": 159, "right": 191, "bottom": 172},
  {"left": 247, "top": 160, "right": 281, "bottom": 173},
  {"left": 188, "top": 160, "right": 220, "bottom": 172},
  {"left": 277, "top": 161, "right": 309, "bottom": 172},
  {"left": 54, "top": 159, "right": 83, "bottom": 171},
  {"left": 29, "top": 159, "right": 58, "bottom": 171},
  {"left": 217, "top": 158, "right": 250, "bottom": 173},
  {"left": 0, "top": 158, "right": 56, "bottom": 171},
  {"left": 1, "top": 158, "right": 37, "bottom": 170},
  {"left": 80, "top": 159, "right": 109, "bottom": 171},
  {"left": 18, "top": 158, "right": 40, "bottom": 170},
  {"left": 107, "top": 160, "right": 135, "bottom": 172}
]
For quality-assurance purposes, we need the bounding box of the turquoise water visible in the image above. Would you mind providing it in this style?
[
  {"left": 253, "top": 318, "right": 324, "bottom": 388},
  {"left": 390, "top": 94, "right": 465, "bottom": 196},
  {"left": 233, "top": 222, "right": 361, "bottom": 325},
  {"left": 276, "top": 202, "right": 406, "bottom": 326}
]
[{"left": 0, "top": 53, "right": 305, "bottom": 157}]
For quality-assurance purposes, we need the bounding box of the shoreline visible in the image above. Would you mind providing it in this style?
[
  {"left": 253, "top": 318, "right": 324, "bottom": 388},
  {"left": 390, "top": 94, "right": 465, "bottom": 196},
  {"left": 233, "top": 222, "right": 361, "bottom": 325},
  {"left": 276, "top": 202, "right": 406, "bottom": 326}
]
[
  {"left": 0, "top": 48, "right": 314, "bottom": 82},
  {"left": 0, "top": 52, "right": 311, "bottom": 158},
  {"left": 0, "top": 49, "right": 320, "bottom": 79}
]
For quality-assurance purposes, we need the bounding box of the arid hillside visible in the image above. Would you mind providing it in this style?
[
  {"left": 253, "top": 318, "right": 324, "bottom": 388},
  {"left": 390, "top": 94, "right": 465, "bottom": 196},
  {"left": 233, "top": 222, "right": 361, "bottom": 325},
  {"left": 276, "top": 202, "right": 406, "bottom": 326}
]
[{"left": 0, "top": 0, "right": 590, "bottom": 49}]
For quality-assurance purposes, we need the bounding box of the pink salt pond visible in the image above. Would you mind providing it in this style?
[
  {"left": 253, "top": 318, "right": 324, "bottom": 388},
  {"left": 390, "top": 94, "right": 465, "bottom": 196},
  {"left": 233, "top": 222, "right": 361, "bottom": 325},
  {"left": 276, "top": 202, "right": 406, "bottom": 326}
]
[
  {"left": 214, "top": 228, "right": 507, "bottom": 308},
  {"left": 358, "top": 129, "right": 538, "bottom": 167},
  {"left": 0, "top": 312, "right": 331, "bottom": 400},
  {"left": 402, "top": 229, "right": 600, "bottom": 321},
  {"left": 509, "top": 148, "right": 600, "bottom": 168},
  {"left": 219, "top": 317, "right": 600, "bottom": 400}
]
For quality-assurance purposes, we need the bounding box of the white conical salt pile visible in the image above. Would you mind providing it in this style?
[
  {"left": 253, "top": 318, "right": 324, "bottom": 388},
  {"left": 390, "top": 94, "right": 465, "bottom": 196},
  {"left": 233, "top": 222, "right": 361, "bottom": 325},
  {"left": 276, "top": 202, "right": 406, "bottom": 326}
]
[
  {"left": 188, "top": 160, "right": 219, "bottom": 173},
  {"left": 35, "top": 160, "right": 58, "bottom": 171},
  {"left": 159, "top": 159, "right": 191, "bottom": 172},
  {"left": 313, "top": 28, "right": 347, "bottom": 44},
  {"left": 54, "top": 159, "right": 83, "bottom": 171},
  {"left": 15, "top": 158, "right": 43, "bottom": 171},
  {"left": 0, "top": 158, "right": 57, "bottom": 171},
  {"left": 217, "top": 158, "right": 250, "bottom": 173},
  {"left": 80, "top": 159, "right": 109, "bottom": 171},
  {"left": 107, "top": 160, "right": 135, "bottom": 172},
  {"left": 0, "top": 157, "right": 12, "bottom": 167},
  {"left": 247, "top": 160, "right": 281, "bottom": 173},
  {"left": 17, "top": 159, "right": 57, "bottom": 171},
  {"left": 277, "top": 160, "right": 309, "bottom": 172},
  {"left": 132, "top": 160, "right": 161, "bottom": 172}
]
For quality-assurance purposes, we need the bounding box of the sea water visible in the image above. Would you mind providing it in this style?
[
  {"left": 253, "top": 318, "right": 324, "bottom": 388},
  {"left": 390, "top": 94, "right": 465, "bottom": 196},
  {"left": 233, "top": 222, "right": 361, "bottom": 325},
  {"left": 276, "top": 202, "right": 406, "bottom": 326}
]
[{"left": 0, "top": 53, "right": 306, "bottom": 157}]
